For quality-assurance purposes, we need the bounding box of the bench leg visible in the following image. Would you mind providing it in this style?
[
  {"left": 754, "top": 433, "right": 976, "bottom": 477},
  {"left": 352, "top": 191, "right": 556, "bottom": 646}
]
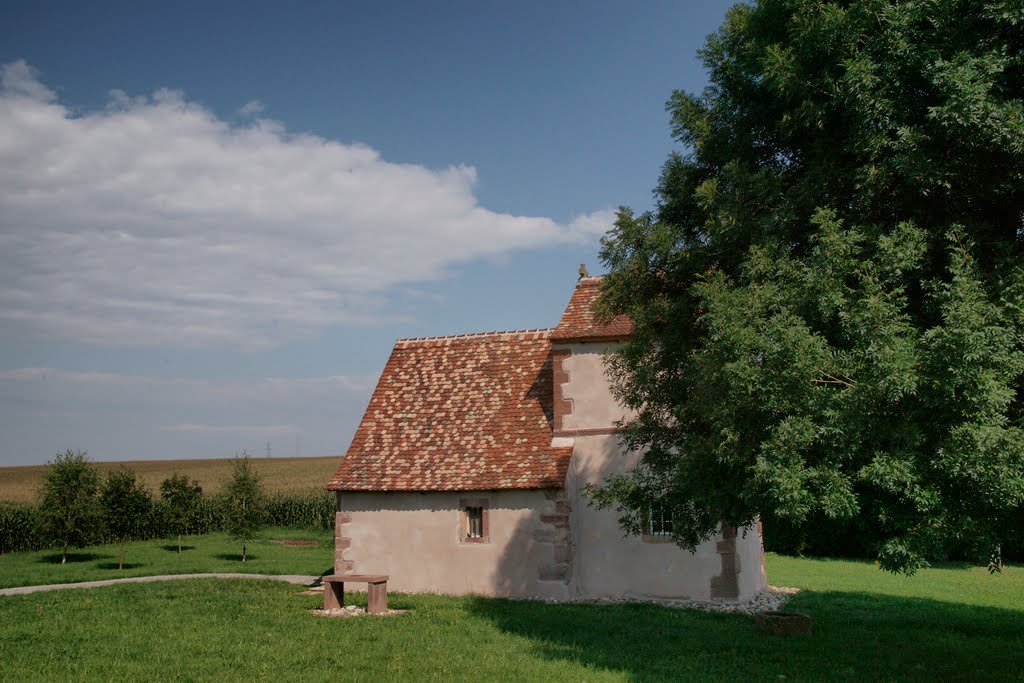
[
  {"left": 324, "top": 581, "right": 344, "bottom": 610},
  {"left": 367, "top": 581, "right": 387, "bottom": 614}
]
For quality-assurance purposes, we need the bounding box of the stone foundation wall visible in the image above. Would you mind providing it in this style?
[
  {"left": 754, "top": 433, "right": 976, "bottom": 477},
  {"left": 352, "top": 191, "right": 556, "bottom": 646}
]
[
  {"left": 535, "top": 489, "right": 572, "bottom": 583},
  {"left": 709, "top": 523, "right": 740, "bottom": 600},
  {"left": 333, "top": 505, "right": 354, "bottom": 573}
]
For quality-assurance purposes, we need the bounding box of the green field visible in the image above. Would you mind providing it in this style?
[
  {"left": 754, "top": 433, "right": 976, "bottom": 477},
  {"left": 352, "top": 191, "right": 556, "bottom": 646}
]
[
  {"left": 0, "top": 455, "right": 342, "bottom": 503},
  {"left": 0, "top": 528, "right": 334, "bottom": 589},
  {"left": 0, "top": 546, "right": 1020, "bottom": 681}
]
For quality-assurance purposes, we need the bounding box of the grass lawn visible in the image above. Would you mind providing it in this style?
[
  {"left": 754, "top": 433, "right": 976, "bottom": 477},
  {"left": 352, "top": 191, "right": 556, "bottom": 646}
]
[
  {"left": 0, "top": 549, "right": 1021, "bottom": 681},
  {"left": 0, "top": 527, "right": 334, "bottom": 588},
  {"left": 0, "top": 455, "right": 341, "bottom": 502}
]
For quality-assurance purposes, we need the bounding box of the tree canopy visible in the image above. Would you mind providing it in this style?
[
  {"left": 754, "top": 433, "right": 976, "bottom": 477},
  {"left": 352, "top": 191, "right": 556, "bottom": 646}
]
[
  {"left": 222, "top": 455, "right": 265, "bottom": 562},
  {"left": 38, "top": 449, "right": 102, "bottom": 565},
  {"left": 593, "top": 0, "right": 1024, "bottom": 572},
  {"left": 160, "top": 472, "right": 203, "bottom": 554},
  {"left": 100, "top": 466, "right": 152, "bottom": 571}
]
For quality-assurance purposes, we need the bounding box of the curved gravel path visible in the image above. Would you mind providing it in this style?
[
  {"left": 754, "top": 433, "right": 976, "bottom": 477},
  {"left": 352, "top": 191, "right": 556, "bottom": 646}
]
[{"left": 0, "top": 573, "right": 321, "bottom": 597}]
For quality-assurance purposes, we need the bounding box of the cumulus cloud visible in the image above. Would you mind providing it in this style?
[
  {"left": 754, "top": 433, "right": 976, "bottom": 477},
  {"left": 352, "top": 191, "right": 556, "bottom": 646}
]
[
  {"left": 1, "top": 60, "right": 55, "bottom": 101},
  {"left": 0, "top": 60, "right": 613, "bottom": 349},
  {"left": 237, "top": 99, "right": 265, "bottom": 116}
]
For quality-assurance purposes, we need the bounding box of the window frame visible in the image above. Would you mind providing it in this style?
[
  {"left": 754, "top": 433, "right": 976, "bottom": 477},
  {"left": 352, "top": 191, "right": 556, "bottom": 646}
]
[
  {"left": 459, "top": 497, "right": 490, "bottom": 544},
  {"left": 641, "top": 500, "right": 674, "bottom": 543}
]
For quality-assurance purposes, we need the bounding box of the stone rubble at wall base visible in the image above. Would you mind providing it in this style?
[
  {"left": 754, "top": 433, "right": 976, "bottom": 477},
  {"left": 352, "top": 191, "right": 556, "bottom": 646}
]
[
  {"left": 522, "top": 585, "right": 799, "bottom": 616},
  {"left": 305, "top": 586, "right": 798, "bottom": 618}
]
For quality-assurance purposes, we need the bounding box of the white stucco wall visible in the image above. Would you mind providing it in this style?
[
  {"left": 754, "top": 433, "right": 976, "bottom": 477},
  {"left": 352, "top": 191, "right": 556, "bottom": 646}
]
[
  {"left": 558, "top": 341, "right": 635, "bottom": 430},
  {"left": 736, "top": 518, "right": 768, "bottom": 599},
  {"left": 336, "top": 489, "right": 571, "bottom": 599},
  {"left": 557, "top": 340, "right": 767, "bottom": 602},
  {"left": 568, "top": 434, "right": 723, "bottom": 600}
]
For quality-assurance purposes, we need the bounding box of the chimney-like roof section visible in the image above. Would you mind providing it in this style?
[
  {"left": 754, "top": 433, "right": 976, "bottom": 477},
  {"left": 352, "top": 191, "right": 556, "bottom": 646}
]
[
  {"left": 326, "top": 329, "right": 572, "bottom": 492},
  {"left": 550, "top": 276, "right": 634, "bottom": 342}
]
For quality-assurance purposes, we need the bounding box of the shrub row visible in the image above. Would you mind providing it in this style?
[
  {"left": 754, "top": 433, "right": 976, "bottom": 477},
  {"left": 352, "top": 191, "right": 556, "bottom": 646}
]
[
  {"left": 762, "top": 509, "right": 1024, "bottom": 563},
  {"left": 0, "top": 491, "right": 334, "bottom": 555}
]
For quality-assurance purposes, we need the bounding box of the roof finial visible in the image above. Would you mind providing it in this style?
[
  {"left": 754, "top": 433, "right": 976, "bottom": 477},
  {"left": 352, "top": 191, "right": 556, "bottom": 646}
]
[{"left": 578, "top": 263, "right": 589, "bottom": 280}]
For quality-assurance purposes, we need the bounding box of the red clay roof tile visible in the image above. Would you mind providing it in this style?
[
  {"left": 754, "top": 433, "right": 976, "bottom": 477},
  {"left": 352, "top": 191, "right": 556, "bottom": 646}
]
[
  {"left": 550, "top": 276, "right": 633, "bottom": 342},
  {"left": 326, "top": 329, "right": 573, "bottom": 492}
]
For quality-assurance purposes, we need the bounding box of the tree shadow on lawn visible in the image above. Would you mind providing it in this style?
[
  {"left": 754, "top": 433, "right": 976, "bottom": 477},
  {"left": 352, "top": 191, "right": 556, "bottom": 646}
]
[
  {"left": 466, "top": 592, "right": 1024, "bottom": 681},
  {"left": 36, "top": 552, "right": 107, "bottom": 564},
  {"left": 213, "top": 553, "right": 258, "bottom": 562},
  {"left": 96, "top": 562, "right": 144, "bottom": 571},
  {"left": 160, "top": 545, "right": 196, "bottom": 553}
]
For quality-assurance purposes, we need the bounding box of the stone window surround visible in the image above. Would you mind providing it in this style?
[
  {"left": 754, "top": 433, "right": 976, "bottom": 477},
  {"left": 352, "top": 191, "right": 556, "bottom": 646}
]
[{"left": 459, "top": 497, "right": 490, "bottom": 543}]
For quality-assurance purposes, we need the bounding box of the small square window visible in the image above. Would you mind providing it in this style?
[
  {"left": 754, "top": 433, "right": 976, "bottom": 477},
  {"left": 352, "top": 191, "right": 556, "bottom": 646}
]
[
  {"left": 460, "top": 498, "right": 489, "bottom": 543},
  {"left": 642, "top": 502, "right": 673, "bottom": 542}
]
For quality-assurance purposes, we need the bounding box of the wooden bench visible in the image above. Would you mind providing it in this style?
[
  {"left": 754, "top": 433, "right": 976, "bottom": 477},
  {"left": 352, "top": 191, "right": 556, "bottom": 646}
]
[{"left": 321, "top": 574, "right": 389, "bottom": 614}]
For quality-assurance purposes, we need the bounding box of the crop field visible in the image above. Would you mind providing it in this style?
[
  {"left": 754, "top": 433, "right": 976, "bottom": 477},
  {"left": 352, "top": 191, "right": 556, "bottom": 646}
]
[{"left": 0, "top": 455, "right": 342, "bottom": 502}]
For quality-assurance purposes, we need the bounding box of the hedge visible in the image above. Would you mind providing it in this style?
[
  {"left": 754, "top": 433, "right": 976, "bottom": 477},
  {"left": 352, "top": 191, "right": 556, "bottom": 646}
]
[
  {"left": 0, "top": 491, "right": 334, "bottom": 555},
  {"left": 761, "top": 509, "right": 1024, "bottom": 564},
  {"left": 0, "top": 502, "right": 44, "bottom": 554}
]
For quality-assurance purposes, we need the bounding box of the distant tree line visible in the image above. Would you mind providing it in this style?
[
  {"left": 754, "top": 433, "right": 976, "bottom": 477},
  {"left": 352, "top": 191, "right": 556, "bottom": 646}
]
[{"left": 0, "top": 450, "right": 335, "bottom": 560}]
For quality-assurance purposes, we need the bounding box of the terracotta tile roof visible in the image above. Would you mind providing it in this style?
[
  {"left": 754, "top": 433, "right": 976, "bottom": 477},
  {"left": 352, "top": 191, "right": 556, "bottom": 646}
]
[
  {"left": 327, "top": 329, "right": 573, "bottom": 492},
  {"left": 551, "top": 276, "right": 634, "bottom": 342}
]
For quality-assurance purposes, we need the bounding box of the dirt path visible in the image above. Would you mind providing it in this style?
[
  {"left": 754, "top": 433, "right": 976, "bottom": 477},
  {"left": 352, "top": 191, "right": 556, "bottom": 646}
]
[{"left": 0, "top": 573, "right": 321, "bottom": 597}]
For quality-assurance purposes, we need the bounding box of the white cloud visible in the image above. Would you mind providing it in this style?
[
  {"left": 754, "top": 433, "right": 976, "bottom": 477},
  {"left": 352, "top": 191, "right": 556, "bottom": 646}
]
[
  {"left": 237, "top": 99, "right": 264, "bottom": 116},
  {"left": 0, "top": 60, "right": 613, "bottom": 349},
  {"left": 1, "top": 60, "right": 55, "bottom": 101}
]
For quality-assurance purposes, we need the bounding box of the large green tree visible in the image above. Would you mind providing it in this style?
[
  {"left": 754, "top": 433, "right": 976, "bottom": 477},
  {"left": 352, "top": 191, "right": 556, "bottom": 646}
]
[
  {"left": 593, "top": 0, "right": 1024, "bottom": 573},
  {"left": 38, "top": 449, "right": 102, "bottom": 565}
]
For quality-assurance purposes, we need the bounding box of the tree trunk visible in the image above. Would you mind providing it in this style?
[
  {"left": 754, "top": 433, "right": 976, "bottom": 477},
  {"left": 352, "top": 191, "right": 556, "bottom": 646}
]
[
  {"left": 177, "top": 533, "right": 182, "bottom": 554},
  {"left": 119, "top": 542, "right": 124, "bottom": 572},
  {"left": 61, "top": 542, "right": 67, "bottom": 565},
  {"left": 242, "top": 542, "right": 247, "bottom": 562}
]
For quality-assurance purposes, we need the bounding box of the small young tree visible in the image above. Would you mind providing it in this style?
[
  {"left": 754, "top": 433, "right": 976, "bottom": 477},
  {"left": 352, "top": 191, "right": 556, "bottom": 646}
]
[
  {"left": 100, "top": 467, "right": 152, "bottom": 572},
  {"left": 38, "top": 449, "right": 102, "bottom": 565},
  {"left": 159, "top": 473, "right": 203, "bottom": 553},
  {"left": 222, "top": 455, "right": 264, "bottom": 562}
]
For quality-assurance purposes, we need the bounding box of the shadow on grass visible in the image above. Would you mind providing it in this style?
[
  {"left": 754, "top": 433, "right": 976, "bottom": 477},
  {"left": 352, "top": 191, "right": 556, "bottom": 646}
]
[
  {"left": 213, "top": 553, "right": 258, "bottom": 562},
  {"left": 777, "top": 553, "right": 979, "bottom": 572},
  {"left": 96, "top": 562, "right": 143, "bottom": 570},
  {"left": 37, "top": 552, "right": 107, "bottom": 564},
  {"left": 466, "top": 591, "right": 1024, "bottom": 681},
  {"left": 160, "top": 545, "right": 195, "bottom": 553}
]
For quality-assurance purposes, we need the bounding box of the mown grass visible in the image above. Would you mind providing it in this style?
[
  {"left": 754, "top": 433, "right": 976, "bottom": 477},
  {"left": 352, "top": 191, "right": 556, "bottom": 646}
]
[
  {"left": 768, "top": 552, "right": 1024, "bottom": 611},
  {"left": 0, "top": 455, "right": 341, "bottom": 502},
  {"left": 0, "top": 551, "right": 1021, "bottom": 681},
  {"left": 0, "top": 527, "right": 333, "bottom": 588}
]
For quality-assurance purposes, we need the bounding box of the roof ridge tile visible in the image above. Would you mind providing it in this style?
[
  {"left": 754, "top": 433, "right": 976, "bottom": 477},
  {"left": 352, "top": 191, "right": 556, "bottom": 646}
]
[{"left": 395, "top": 328, "right": 554, "bottom": 348}]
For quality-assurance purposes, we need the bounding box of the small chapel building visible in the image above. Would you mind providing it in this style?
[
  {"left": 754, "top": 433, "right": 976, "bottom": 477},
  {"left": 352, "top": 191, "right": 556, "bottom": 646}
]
[{"left": 326, "top": 276, "right": 767, "bottom": 601}]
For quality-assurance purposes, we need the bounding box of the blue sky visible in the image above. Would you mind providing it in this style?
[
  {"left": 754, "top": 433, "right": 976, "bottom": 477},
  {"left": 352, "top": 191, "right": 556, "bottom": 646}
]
[{"left": 0, "top": 0, "right": 736, "bottom": 466}]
